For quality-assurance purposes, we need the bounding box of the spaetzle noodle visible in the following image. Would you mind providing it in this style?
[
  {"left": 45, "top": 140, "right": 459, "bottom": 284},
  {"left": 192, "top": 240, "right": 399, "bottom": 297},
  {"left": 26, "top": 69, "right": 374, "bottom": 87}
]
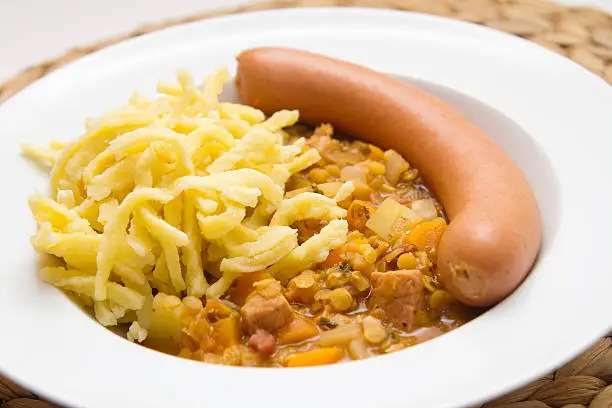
[{"left": 23, "top": 68, "right": 351, "bottom": 343}]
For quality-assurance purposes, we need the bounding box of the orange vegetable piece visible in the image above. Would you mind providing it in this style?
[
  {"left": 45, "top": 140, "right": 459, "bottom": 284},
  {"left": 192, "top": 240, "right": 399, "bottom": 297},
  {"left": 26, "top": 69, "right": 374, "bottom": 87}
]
[
  {"left": 406, "top": 217, "right": 447, "bottom": 253},
  {"left": 285, "top": 347, "right": 344, "bottom": 367},
  {"left": 368, "top": 144, "right": 385, "bottom": 161},
  {"left": 212, "top": 316, "right": 242, "bottom": 348},
  {"left": 229, "top": 272, "right": 272, "bottom": 306},
  {"left": 278, "top": 316, "right": 319, "bottom": 345},
  {"left": 346, "top": 200, "right": 376, "bottom": 232},
  {"left": 318, "top": 248, "right": 346, "bottom": 270},
  {"left": 183, "top": 310, "right": 216, "bottom": 352},
  {"left": 204, "top": 298, "right": 235, "bottom": 318}
]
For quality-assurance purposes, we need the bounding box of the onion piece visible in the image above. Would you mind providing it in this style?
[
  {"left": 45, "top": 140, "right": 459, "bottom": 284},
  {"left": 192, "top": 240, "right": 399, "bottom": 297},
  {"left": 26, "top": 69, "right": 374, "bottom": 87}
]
[
  {"left": 411, "top": 199, "right": 438, "bottom": 220},
  {"left": 318, "top": 324, "right": 361, "bottom": 346}
]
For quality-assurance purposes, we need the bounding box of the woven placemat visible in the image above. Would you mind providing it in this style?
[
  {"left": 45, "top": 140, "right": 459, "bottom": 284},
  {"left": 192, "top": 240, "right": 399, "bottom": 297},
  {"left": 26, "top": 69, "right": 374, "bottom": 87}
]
[{"left": 0, "top": 0, "right": 610, "bottom": 407}]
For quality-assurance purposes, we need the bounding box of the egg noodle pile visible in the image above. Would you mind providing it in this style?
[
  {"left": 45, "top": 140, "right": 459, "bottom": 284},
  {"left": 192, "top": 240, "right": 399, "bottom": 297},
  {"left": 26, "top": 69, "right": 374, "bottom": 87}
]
[{"left": 23, "top": 68, "right": 353, "bottom": 342}]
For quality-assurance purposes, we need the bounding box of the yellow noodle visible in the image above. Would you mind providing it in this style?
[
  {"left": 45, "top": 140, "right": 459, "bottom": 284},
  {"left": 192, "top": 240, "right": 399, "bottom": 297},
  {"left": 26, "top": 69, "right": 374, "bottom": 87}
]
[{"left": 24, "top": 69, "right": 352, "bottom": 345}]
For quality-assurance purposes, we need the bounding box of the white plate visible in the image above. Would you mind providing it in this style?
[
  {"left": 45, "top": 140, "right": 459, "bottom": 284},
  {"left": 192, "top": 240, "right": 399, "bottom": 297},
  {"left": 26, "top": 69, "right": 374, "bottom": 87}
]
[{"left": 0, "top": 7, "right": 611, "bottom": 408}]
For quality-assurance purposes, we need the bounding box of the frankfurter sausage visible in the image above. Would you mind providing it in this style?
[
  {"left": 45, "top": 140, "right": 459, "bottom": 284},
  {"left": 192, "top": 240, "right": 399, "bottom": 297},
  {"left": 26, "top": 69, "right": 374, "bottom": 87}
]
[{"left": 235, "top": 47, "right": 541, "bottom": 307}]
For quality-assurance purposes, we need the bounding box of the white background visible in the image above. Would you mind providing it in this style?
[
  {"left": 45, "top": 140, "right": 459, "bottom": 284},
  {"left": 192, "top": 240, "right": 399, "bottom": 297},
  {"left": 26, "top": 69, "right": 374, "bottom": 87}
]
[{"left": 1, "top": 0, "right": 612, "bottom": 83}]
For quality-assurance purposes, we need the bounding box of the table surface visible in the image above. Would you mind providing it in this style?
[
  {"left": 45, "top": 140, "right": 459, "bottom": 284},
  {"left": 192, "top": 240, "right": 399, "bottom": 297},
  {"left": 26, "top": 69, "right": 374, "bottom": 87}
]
[{"left": 1, "top": 0, "right": 612, "bottom": 84}]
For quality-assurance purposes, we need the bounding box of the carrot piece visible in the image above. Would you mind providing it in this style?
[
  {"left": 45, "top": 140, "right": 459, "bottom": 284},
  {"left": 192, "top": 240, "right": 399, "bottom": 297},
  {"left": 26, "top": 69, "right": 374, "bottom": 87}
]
[
  {"left": 229, "top": 272, "right": 272, "bottom": 306},
  {"left": 317, "top": 248, "right": 346, "bottom": 270},
  {"left": 285, "top": 347, "right": 345, "bottom": 367},
  {"left": 204, "top": 298, "right": 235, "bottom": 318},
  {"left": 278, "top": 316, "right": 319, "bottom": 345},
  {"left": 406, "top": 218, "right": 447, "bottom": 253}
]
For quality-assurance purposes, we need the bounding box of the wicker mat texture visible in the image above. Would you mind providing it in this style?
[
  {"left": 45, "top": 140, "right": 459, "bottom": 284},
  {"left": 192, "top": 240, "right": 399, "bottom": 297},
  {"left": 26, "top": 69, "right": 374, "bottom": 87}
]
[{"left": 0, "top": 1, "right": 610, "bottom": 407}]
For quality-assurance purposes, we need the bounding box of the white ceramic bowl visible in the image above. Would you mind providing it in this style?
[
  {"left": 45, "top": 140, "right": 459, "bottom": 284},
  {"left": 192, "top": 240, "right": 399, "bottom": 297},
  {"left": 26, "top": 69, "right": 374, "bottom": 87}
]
[{"left": 0, "top": 7, "right": 611, "bottom": 408}]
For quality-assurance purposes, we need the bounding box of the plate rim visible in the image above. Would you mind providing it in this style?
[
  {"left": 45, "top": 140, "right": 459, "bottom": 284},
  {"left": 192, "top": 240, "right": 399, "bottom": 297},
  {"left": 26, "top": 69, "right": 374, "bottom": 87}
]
[{"left": 0, "top": 6, "right": 611, "bottom": 408}]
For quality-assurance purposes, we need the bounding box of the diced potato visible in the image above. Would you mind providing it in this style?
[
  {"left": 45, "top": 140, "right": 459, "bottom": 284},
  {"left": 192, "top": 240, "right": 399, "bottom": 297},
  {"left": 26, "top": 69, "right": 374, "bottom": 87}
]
[
  {"left": 365, "top": 198, "right": 404, "bottom": 240},
  {"left": 285, "top": 347, "right": 344, "bottom": 367},
  {"left": 278, "top": 316, "right": 319, "bottom": 345},
  {"left": 411, "top": 199, "right": 438, "bottom": 220},
  {"left": 318, "top": 325, "right": 361, "bottom": 346},
  {"left": 406, "top": 218, "right": 447, "bottom": 253},
  {"left": 384, "top": 149, "right": 409, "bottom": 186},
  {"left": 147, "top": 293, "right": 184, "bottom": 349}
]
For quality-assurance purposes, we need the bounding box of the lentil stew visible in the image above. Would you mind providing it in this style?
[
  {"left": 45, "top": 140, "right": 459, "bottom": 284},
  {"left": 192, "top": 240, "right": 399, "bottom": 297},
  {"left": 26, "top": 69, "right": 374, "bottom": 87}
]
[{"left": 148, "top": 124, "right": 481, "bottom": 367}]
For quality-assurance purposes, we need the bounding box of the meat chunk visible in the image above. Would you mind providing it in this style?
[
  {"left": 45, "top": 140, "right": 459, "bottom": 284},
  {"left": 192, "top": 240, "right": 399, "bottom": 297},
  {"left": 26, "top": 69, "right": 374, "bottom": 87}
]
[
  {"left": 241, "top": 279, "right": 292, "bottom": 334},
  {"left": 367, "top": 269, "right": 425, "bottom": 330},
  {"left": 248, "top": 330, "right": 276, "bottom": 357}
]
